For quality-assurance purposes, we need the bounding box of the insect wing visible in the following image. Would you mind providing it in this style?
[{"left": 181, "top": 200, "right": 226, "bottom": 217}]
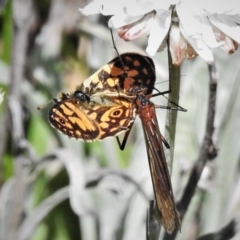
[
  {"left": 79, "top": 53, "right": 156, "bottom": 96},
  {"left": 139, "top": 104, "right": 180, "bottom": 234},
  {"left": 48, "top": 99, "right": 100, "bottom": 141},
  {"left": 90, "top": 98, "right": 136, "bottom": 140},
  {"left": 48, "top": 96, "right": 136, "bottom": 141},
  {"left": 108, "top": 53, "right": 156, "bottom": 95}
]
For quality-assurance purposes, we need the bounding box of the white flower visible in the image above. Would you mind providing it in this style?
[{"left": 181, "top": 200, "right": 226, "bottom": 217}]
[{"left": 80, "top": 0, "right": 240, "bottom": 65}]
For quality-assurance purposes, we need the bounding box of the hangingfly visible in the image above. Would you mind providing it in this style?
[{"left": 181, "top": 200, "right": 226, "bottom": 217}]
[{"left": 133, "top": 90, "right": 181, "bottom": 234}]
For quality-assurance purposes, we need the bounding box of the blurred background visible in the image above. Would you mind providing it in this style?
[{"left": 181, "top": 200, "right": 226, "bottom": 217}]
[{"left": 0, "top": 0, "right": 240, "bottom": 240}]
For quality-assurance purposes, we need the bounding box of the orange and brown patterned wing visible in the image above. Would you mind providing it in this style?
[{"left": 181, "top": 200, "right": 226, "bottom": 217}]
[
  {"left": 79, "top": 53, "right": 156, "bottom": 96},
  {"left": 107, "top": 52, "right": 156, "bottom": 95},
  {"left": 48, "top": 98, "right": 100, "bottom": 141},
  {"left": 137, "top": 97, "right": 180, "bottom": 234},
  {"left": 48, "top": 53, "right": 156, "bottom": 142},
  {"left": 89, "top": 98, "right": 136, "bottom": 139},
  {"left": 48, "top": 95, "right": 136, "bottom": 141}
]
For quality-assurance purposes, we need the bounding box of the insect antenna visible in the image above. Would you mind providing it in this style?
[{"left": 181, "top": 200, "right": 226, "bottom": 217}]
[
  {"left": 109, "top": 28, "right": 121, "bottom": 58},
  {"left": 104, "top": 15, "right": 122, "bottom": 58},
  {"left": 109, "top": 28, "right": 133, "bottom": 97},
  {"left": 109, "top": 26, "right": 132, "bottom": 77},
  {"left": 37, "top": 99, "right": 54, "bottom": 110}
]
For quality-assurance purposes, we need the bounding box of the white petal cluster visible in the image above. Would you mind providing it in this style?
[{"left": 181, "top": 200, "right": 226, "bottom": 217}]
[{"left": 80, "top": 0, "right": 240, "bottom": 65}]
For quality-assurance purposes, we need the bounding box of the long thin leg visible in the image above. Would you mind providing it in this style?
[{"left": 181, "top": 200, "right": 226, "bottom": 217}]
[
  {"left": 153, "top": 104, "right": 186, "bottom": 149},
  {"left": 116, "top": 121, "right": 134, "bottom": 150},
  {"left": 160, "top": 134, "right": 170, "bottom": 149},
  {"left": 151, "top": 88, "right": 187, "bottom": 112},
  {"left": 154, "top": 104, "right": 187, "bottom": 112},
  {"left": 115, "top": 100, "right": 185, "bottom": 151}
]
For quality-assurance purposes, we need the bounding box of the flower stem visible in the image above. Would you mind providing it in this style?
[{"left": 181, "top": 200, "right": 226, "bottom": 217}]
[{"left": 164, "top": 48, "right": 181, "bottom": 174}]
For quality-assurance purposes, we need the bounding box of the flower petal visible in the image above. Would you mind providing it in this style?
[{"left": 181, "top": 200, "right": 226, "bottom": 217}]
[
  {"left": 220, "top": 36, "right": 238, "bottom": 54},
  {"left": 79, "top": 0, "right": 126, "bottom": 16},
  {"left": 109, "top": 14, "right": 143, "bottom": 29},
  {"left": 177, "top": 3, "right": 222, "bottom": 48},
  {"left": 169, "top": 25, "right": 197, "bottom": 66},
  {"left": 125, "top": 0, "right": 177, "bottom": 16},
  {"left": 146, "top": 10, "right": 171, "bottom": 56},
  {"left": 180, "top": 23, "right": 214, "bottom": 63},
  {"left": 180, "top": 0, "right": 240, "bottom": 15},
  {"left": 79, "top": 0, "right": 103, "bottom": 15},
  {"left": 124, "top": 0, "right": 154, "bottom": 15},
  {"left": 208, "top": 15, "right": 240, "bottom": 43},
  {"left": 118, "top": 14, "right": 153, "bottom": 41},
  {"left": 99, "top": 0, "right": 127, "bottom": 15}
]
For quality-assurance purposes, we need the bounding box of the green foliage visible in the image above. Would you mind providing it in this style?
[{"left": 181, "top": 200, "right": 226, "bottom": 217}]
[
  {"left": 2, "top": 153, "right": 13, "bottom": 180},
  {"left": 27, "top": 114, "right": 50, "bottom": 155},
  {"left": 1, "top": 0, "right": 12, "bottom": 63}
]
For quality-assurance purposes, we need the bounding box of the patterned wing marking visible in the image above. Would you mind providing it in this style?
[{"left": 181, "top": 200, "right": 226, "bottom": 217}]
[
  {"left": 48, "top": 95, "right": 136, "bottom": 141},
  {"left": 78, "top": 53, "right": 156, "bottom": 95},
  {"left": 89, "top": 99, "right": 136, "bottom": 139},
  {"left": 109, "top": 53, "right": 156, "bottom": 95},
  {"left": 48, "top": 99, "right": 100, "bottom": 141}
]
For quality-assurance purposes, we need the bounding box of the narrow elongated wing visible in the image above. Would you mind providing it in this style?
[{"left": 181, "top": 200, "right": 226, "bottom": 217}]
[{"left": 139, "top": 101, "right": 181, "bottom": 234}]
